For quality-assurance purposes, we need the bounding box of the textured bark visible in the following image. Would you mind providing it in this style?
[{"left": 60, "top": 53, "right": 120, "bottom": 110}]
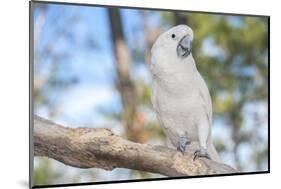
[{"left": 34, "top": 115, "right": 237, "bottom": 177}]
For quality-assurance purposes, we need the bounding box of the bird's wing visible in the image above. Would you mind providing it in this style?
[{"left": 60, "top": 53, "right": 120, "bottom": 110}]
[
  {"left": 195, "top": 72, "right": 213, "bottom": 126},
  {"left": 151, "top": 82, "right": 158, "bottom": 112},
  {"left": 151, "top": 83, "right": 167, "bottom": 130}
]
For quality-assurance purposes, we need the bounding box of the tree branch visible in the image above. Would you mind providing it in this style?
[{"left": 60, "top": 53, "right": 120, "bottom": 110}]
[{"left": 33, "top": 115, "right": 236, "bottom": 177}]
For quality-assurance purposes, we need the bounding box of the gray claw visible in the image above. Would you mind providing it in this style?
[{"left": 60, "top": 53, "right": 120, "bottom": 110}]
[
  {"left": 177, "top": 136, "right": 190, "bottom": 154},
  {"left": 193, "top": 148, "right": 210, "bottom": 161}
]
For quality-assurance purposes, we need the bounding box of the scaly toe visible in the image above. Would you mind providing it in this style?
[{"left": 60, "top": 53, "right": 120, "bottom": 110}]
[
  {"left": 193, "top": 149, "right": 210, "bottom": 161},
  {"left": 177, "top": 137, "right": 190, "bottom": 155}
]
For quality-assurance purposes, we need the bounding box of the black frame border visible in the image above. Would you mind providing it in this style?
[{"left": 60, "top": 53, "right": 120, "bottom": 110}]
[{"left": 29, "top": 0, "right": 270, "bottom": 188}]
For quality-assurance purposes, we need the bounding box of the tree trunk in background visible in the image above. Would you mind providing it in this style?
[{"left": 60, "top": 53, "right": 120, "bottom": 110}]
[
  {"left": 230, "top": 105, "right": 243, "bottom": 171},
  {"left": 107, "top": 8, "right": 145, "bottom": 143},
  {"left": 174, "top": 12, "right": 189, "bottom": 25}
]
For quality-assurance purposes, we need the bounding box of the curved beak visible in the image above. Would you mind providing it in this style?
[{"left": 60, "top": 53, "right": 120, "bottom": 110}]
[{"left": 177, "top": 35, "right": 192, "bottom": 58}]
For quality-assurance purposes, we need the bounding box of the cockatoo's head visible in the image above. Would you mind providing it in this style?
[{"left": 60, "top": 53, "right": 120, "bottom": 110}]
[
  {"left": 150, "top": 25, "right": 194, "bottom": 75},
  {"left": 151, "top": 25, "right": 193, "bottom": 60}
]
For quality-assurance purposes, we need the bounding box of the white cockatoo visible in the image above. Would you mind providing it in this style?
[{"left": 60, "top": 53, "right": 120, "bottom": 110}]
[{"left": 150, "top": 25, "right": 220, "bottom": 162}]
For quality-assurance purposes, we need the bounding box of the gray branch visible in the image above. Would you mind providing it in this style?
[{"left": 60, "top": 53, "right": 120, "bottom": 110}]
[{"left": 33, "top": 115, "right": 236, "bottom": 177}]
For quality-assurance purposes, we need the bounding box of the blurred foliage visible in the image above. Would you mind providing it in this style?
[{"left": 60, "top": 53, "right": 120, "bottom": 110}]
[{"left": 34, "top": 158, "right": 62, "bottom": 185}]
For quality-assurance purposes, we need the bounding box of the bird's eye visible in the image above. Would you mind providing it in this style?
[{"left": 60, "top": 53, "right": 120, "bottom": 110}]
[{"left": 171, "top": 34, "right": 176, "bottom": 39}]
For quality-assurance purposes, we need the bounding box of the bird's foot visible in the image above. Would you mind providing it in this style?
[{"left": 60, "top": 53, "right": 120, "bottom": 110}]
[
  {"left": 177, "top": 136, "right": 190, "bottom": 155},
  {"left": 193, "top": 148, "right": 210, "bottom": 161}
]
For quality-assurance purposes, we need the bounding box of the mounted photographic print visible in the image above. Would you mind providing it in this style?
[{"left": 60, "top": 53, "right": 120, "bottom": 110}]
[{"left": 29, "top": 0, "right": 270, "bottom": 188}]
